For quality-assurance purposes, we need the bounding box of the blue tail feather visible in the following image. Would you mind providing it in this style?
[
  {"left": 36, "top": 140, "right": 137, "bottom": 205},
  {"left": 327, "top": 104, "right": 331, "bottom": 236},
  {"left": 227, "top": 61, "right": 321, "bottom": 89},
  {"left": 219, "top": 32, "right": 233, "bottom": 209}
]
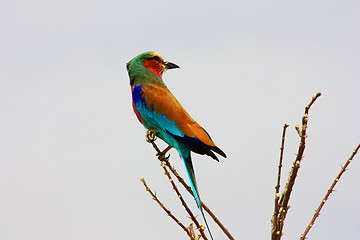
[{"left": 180, "top": 152, "right": 214, "bottom": 240}]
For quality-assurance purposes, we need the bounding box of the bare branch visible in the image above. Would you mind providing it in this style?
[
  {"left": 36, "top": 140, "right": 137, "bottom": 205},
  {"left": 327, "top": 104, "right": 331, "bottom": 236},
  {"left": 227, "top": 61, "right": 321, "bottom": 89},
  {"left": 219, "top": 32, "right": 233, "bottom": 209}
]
[
  {"left": 140, "top": 178, "right": 192, "bottom": 238},
  {"left": 300, "top": 144, "right": 360, "bottom": 240},
  {"left": 271, "top": 123, "right": 289, "bottom": 239}
]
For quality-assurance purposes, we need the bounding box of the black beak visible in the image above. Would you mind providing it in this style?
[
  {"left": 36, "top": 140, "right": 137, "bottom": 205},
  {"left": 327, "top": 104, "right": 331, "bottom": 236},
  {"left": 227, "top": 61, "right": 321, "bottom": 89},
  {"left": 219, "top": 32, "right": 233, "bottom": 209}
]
[{"left": 164, "top": 61, "right": 180, "bottom": 70}]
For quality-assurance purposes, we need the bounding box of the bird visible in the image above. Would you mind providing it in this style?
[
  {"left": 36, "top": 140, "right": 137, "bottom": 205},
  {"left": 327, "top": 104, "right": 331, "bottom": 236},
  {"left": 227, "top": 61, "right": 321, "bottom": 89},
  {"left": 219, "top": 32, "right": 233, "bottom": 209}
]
[{"left": 127, "top": 51, "right": 226, "bottom": 239}]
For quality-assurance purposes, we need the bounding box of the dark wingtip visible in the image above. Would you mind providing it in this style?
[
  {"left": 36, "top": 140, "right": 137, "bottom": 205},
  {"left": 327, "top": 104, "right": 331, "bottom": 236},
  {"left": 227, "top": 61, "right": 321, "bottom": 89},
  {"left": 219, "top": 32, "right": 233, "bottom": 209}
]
[
  {"left": 212, "top": 154, "right": 220, "bottom": 162},
  {"left": 204, "top": 148, "right": 220, "bottom": 161},
  {"left": 211, "top": 146, "right": 227, "bottom": 159}
]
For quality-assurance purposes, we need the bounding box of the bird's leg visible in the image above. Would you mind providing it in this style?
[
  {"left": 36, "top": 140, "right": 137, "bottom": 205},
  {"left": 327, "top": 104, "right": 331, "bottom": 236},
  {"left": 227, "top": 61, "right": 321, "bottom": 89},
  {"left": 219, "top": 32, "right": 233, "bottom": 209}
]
[
  {"left": 146, "top": 129, "right": 172, "bottom": 162},
  {"left": 146, "top": 129, "right": 158, "bottom": 143},
  {"left": 156, "top": 145, "right": 173, "bottom": 162}
]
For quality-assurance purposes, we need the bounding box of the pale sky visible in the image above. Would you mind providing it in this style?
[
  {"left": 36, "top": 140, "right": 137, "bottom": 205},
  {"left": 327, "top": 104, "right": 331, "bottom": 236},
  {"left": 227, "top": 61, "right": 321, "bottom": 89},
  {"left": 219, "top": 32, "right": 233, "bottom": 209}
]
[{"left": 1, "top": 1, "right": 359, "bottom": 240}]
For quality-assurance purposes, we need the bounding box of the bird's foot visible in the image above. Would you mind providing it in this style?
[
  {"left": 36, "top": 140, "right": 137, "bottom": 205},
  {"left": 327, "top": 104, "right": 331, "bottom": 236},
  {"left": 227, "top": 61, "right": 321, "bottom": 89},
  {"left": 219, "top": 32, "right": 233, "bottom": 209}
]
[
  {"left": 146, "top": 129, "right": 158, "bottom": 143},
  {"left": 156, "top": 145, "right": 172, "bottom": 162},
  {"left": 157, "top": 153, "right": 170, "bottom": 162}
]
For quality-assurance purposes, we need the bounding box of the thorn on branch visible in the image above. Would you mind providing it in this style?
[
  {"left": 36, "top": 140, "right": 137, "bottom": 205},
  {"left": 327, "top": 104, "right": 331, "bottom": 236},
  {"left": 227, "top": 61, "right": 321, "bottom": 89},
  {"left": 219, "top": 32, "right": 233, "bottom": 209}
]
[{"left": 295, "top": 125, "right": 301, "bottom": 137}]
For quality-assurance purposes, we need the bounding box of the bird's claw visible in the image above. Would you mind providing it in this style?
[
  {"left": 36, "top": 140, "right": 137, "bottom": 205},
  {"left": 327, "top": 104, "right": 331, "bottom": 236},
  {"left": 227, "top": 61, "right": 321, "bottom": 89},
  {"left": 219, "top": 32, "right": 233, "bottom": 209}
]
[
  {"left": 146, "top": 129, "right": 157, "bottom": 143},
  {"left": 156, "top": 145, "right": 172, "bottom": 162},
  {"left": 157, "top": 153, "right": 170, "bottom": 162}
]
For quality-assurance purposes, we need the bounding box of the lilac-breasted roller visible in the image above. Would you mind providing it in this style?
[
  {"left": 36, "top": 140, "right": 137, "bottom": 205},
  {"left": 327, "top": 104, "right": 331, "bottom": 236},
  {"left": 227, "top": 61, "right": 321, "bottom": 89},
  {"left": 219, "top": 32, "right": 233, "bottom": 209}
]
[{"left": 127, "top": 51, "right": 226, "bottom": 239}]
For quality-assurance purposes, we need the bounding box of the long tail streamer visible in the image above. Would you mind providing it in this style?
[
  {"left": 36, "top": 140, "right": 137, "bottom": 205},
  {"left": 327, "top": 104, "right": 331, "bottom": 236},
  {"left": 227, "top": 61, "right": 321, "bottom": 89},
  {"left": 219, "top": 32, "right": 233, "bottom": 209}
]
[{"left": 181, "top": 154, "right": 214, "bottom": 240}]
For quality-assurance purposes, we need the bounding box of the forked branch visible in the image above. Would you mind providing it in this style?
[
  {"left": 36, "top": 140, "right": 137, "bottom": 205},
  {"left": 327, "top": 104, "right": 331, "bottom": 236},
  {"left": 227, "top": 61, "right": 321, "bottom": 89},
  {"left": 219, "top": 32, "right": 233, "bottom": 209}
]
[{"left": 272, "top": 92, "right": 321, "bottom": 240}]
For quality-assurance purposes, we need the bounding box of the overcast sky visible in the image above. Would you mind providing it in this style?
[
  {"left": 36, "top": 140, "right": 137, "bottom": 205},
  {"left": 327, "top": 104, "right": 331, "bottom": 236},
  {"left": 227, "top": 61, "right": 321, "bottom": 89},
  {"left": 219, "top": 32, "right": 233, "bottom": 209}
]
[{"left": 1, "top": 1, "right": 359, "bottom": 240}]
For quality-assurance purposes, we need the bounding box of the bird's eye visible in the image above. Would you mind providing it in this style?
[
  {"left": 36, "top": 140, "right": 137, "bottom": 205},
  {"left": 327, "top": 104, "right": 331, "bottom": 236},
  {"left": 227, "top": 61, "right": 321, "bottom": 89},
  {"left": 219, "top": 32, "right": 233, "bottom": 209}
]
[{"left": 150, "top": 56, "right": 162, "bottom": 62}]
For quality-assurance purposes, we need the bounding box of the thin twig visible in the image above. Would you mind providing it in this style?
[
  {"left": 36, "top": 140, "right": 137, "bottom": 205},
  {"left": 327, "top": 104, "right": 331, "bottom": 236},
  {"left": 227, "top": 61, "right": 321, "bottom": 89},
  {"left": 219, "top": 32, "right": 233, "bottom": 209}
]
[
  {"left": 140, "top": 178, "right": 192, "bottom": 238},
  {"left": 187, "top": 223, "right": 203, "bottom": 240},
  {"left": 271, "top": 123, "right": 289, "bottom": 239},
  {"left": 305, "top": 92, "right": 321, "bottom": 114},
  {"left": 164, "top": 161, "right": 235, "bottom": 240},
  {"left": 300, "top": 144, "right": 360, "bottom": 240},
  {"left": 161, "top": 162, "right": 208, "bottom": 240},
  {"left": 274, "top": 92, "right": 321, "bottom": 240}
]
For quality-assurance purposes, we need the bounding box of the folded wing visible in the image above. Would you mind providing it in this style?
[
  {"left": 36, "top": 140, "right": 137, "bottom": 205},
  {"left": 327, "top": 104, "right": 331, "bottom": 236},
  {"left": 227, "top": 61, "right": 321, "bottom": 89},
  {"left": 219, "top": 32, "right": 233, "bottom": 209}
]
[{"left": 132, "top": 84, "right": 226, "bottom": 160}]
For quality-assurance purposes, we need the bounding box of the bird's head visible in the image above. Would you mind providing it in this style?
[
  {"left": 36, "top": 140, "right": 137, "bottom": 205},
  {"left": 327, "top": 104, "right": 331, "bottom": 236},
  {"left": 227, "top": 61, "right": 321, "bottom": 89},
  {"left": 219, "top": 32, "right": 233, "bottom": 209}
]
[{"left": 127, "top": 51, "right": 179, "bottom": 82}]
